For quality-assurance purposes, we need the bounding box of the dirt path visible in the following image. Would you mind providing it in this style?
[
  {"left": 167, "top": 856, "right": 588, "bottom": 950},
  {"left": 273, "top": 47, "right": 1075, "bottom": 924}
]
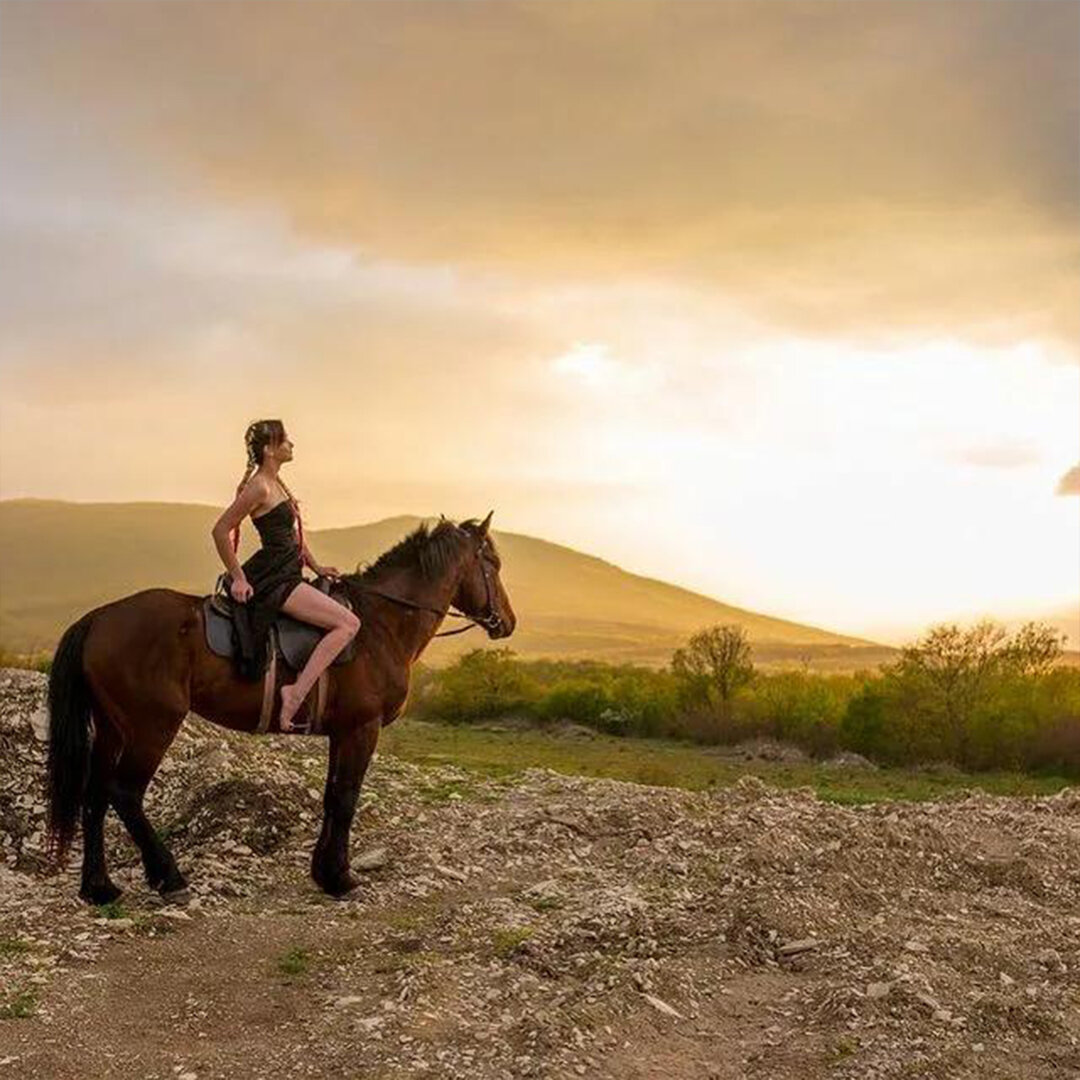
[{"left": 4, "top": 668, "right": 1080, "bottom": 1079}]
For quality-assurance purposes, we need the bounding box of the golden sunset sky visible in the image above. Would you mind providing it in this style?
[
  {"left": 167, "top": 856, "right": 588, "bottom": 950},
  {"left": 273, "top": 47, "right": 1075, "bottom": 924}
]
[{"left": 1, "top": 1, "right": 1077, "bottom": 644}]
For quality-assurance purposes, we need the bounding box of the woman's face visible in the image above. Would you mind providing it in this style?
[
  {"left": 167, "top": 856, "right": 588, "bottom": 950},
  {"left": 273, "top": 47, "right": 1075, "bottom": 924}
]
[{"left": 267, "top": 432, "right": 295, "bottom": 465}]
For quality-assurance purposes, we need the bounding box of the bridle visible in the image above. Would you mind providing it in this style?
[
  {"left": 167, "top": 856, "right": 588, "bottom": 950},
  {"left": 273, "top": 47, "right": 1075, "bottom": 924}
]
[{"left": 348, "top": 536, "right": 503, "bottom": 638}]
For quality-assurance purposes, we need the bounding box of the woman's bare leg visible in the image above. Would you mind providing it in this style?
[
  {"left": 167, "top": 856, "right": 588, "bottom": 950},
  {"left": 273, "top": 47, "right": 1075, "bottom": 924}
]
[{"left": 277, "top": 583, "right": 361, "bottom": 731}]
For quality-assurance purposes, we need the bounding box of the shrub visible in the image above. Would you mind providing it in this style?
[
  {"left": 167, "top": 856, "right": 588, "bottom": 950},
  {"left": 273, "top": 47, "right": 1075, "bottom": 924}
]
[
  {"left": 539, "top": 680, "right": 613, "bottom": 727},
  {"left": 414, "top": 648, "right": 540, "bottom": 723},
  {"left": 408, "top": 624, "right": 1080, "bottom": 776}
]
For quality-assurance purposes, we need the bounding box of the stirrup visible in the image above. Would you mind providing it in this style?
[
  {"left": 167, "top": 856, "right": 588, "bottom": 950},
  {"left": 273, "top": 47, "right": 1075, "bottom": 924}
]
[{"left": 281, "top": 714, "right": 311, "bottom": 735}]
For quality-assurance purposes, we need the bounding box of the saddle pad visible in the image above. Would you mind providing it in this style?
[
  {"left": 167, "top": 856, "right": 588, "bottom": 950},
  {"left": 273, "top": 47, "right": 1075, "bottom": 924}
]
[
  {"left": 202, "top": 589, "right": 360, "bottom": 672},
  {"left": 204, "top": 597, "right": 238, "bottom": 659},
  {"left": 276, "top": 607, "right": 360, "bottom": 671}
]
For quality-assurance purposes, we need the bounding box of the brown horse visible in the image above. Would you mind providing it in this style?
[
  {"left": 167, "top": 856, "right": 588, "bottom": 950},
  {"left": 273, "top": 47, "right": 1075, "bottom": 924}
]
[{"left": 44, "top": 513, "right": 515, "bottom": 903}]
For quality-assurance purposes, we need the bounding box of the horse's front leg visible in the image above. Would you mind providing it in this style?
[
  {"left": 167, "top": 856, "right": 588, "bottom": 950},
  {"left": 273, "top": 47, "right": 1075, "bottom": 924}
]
[{"left": 311, "top": 719, "right": 379, "bottom": 896}]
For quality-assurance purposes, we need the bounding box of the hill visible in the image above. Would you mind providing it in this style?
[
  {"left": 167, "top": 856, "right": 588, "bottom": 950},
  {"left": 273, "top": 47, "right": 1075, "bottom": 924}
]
[{"left": 0, "top": 498, "right": 885, "bottom": 668}]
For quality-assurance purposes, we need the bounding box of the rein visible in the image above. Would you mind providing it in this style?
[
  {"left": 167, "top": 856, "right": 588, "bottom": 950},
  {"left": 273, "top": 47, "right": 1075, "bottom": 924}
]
[
  {"left": 347, "top": 584, "right": 480, "bottom": 637},
  {"left": 343, "top": 540, "right": 501, "bottom": 638}
]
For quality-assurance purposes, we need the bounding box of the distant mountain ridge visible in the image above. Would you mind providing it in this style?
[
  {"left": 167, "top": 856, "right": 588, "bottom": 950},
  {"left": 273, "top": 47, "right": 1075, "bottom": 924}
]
[{"left": 0, "top": 498, "right": 884, "bottom": 667}]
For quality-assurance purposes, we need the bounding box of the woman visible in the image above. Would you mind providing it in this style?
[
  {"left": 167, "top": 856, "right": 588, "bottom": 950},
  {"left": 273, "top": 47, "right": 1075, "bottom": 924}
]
[{"left": 211, "top": 419, "right": 361, "bottom": 731}]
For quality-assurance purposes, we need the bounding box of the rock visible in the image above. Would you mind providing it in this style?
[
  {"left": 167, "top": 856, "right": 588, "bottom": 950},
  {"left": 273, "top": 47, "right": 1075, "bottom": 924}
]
[
  {"left": 28, "top": 708, "right": 48, "bottom": 742},
  {"left": 93, "top": 918, "right": 134, "bottom": 930},
  {"left": 355, "top": 847, "right": 389, "bottom": 872},
  {"left": 734, "top": 739, "right": 808, "bottom": 764},
  {"left": 641, "top": 993, "right": 683, "bottom": 1019},
  {"left": 777, "top": 938, "right": 820, "bottom": 957},
  {"left": 734, "top": 775, "right": 768, "bottom": 798},
  {"left": 824, "top": 751, "right": 877, "bottom": 770},
  {"left": 434, "top": 863, "right": 467, "bottom": 882}
]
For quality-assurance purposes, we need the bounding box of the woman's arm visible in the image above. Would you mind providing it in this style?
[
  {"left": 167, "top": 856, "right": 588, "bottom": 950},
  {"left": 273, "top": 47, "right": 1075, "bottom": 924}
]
[
  {"left": 211, "top": 476, "right": 269, "bottom": 578},
  {"left": 300, "top": 538, "right": 320, "bottom": 573},
  {"left": 300, "top": 539, "right": 339, "bottom": 577}
]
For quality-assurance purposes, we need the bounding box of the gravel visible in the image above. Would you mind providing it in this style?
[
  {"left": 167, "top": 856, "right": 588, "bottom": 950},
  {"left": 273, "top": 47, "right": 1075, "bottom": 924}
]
[{"left": 3, "top": 667, "right": 1080, "bottom": 1079}]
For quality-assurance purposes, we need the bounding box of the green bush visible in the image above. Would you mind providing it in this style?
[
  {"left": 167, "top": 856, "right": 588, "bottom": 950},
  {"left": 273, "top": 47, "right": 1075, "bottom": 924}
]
[
  {"left": 539, "top": 680, "right": 613, "bottom": 727},
  {"left": 744, "top": 671, "right": 856, "bottom": 757},
  {"left": 838, "top": 623, "right": 1080, "bottom": 773},
  {"left": 413, "top": 648, "right": 540, "bottom": 723},
  {"left": 409, "top": 622, "right": 1080, "bottom": 776}
]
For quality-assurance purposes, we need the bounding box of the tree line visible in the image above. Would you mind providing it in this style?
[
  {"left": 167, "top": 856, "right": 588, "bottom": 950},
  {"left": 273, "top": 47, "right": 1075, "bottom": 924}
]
[{"left": 407, "top": 620, "right": 1080, "bottom": 775}]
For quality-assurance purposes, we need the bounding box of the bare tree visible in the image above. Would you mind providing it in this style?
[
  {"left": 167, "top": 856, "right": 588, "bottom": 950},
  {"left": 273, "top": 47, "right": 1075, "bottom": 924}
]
[
  {"left": 1002, "top": 621, "right": 1066, "bottom": 676},
  {"left": 672, "top": 624, "right": 755, "bottom": 706}
]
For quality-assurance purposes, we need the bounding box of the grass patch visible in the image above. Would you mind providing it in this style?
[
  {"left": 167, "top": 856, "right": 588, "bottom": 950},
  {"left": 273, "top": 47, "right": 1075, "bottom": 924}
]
[
  {"left": 132, "top": 915, "right": 177, "bottom": 937},
  {"left": 381, "top": 719, "right": 1073, "bottom": 804},
  {"left": 93, "top": 900, "right": 129, "bottom": 920},
  {"left": 0, "top": 647, "right": 51, "bottom": 673},
  {"left": 0, "top": 938, "right": 33, "bottom": 957},
  {"left": 492, "top": 926, "right": 534, "bottom": 958},
  {"left": 386, "top": 910, "right": 430, "bottom": 933},
  {"left": 416, "top": 778, "right": 474, "bottom": 805},
  {"left": 829, "top": 1036, "right": 859, "bottom": 1062},
  {"left": 276, "top": 946, "right": 311, "bottom": 977},
  {"left": 0, "top": 989, "right": 37, "bottom": 1019}
]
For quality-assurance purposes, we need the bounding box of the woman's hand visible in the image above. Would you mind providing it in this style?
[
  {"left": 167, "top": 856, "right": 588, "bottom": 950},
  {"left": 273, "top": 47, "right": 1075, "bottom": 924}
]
[
  {"left": 316, "top": 565, "right": 341, "bottom": 579},
  {"left": 230, "top": 574, "right": 254, "bottom": 603}
]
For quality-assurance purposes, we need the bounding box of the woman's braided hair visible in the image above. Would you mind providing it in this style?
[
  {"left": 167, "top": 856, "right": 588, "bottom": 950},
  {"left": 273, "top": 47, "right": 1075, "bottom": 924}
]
[{"left": 230, "top": 419, "right": 305, "bottom": 558}]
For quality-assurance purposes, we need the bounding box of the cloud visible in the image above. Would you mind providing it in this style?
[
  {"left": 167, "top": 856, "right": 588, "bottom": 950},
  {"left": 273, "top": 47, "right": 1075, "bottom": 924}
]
[
  {"left": 1057, "top": 466, "right": 1080, "bottom": 496},
  {"left": 951, "top": 442, "right": 1042, "bottom": 470},
  {"left": 2, "top": 2, "right": 1078, "bottom": 635},
  {"left": 3, "top": 1, "right": 1078, "bottom": 349},
  {"left": 550, "top": 343, "right": 663, "bottom": 396}
]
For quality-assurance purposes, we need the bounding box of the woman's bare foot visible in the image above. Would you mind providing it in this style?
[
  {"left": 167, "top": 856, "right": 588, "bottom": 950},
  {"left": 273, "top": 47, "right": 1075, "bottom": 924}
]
[{"left": 279, "top": 682, "right": 306, "bottom": 732}]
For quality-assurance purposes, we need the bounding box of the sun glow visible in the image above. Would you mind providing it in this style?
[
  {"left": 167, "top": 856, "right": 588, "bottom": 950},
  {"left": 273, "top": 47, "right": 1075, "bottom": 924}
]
[
  {"left": 2, "top": 1, "right": 1078, "bottom": 646},
  {"left": 526, "top": 329, "right": 1080, "bottom": 643}
]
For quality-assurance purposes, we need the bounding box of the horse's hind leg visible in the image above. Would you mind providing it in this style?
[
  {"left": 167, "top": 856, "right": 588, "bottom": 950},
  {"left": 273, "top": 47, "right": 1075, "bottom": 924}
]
[
  {"left": 78, "top": 722, "right": 123, "bottom": 905},
  {"left": 109, "top": 715, "right": 190, "bottom": 902}
]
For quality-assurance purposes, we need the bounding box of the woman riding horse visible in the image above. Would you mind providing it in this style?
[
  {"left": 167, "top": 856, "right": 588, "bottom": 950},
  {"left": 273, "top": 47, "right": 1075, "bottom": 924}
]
[
  {"left": 44, "top": 469, "right": 516, "bottom": 903},
  {"left": 210, "top": 419, "right": 359, "bottom": 731}
]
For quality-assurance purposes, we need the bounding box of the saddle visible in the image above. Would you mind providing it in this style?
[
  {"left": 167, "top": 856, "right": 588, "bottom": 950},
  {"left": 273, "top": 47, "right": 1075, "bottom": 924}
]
[{"left": 202, "top": 574, "right": 360, "bottom": 736}]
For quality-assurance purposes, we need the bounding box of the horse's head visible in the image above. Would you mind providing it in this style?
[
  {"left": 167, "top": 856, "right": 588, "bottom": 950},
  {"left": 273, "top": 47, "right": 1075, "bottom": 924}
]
[{"left": 453, "top": 511, "right": 516, "bottom": 639}]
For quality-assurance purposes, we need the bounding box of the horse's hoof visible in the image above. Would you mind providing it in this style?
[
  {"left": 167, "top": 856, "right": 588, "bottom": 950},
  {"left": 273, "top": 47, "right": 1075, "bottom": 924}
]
[
  {"left": 160, "top": 886, "right": 191, "bottom": 906},
  {"left": 80, "top": 880, "right": 123, "bottom": 906},
  {"left": 322, "top": 872, "right": 362, "bottom": 898}
]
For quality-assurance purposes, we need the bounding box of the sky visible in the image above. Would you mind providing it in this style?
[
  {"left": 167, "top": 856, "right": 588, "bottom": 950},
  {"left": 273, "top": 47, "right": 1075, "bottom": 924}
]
[{"left": 1, "top": 1, "right": 1078, "bottom": 645}]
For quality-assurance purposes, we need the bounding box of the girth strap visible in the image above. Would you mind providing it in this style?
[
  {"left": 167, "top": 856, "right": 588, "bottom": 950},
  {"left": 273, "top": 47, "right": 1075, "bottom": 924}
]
[{"left": 256, "top": 627, "right": 278, "bottom": 734}]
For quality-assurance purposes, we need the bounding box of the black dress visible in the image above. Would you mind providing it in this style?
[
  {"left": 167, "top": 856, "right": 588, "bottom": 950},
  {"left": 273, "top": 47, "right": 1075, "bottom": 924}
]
[{"left": 231, "top": 499, "right": 304, "bottom": 681}]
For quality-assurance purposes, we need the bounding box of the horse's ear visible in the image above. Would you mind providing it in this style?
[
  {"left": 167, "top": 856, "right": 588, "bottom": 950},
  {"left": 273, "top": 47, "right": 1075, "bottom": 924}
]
[{"left": 479, "top": 510, "right": 493, "bottom": 535}]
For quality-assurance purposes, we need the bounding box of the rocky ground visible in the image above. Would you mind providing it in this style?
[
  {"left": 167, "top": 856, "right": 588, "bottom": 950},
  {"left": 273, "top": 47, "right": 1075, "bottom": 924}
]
[{"left": 2, "top": 666, "right": 1079, "bottom": 1079}]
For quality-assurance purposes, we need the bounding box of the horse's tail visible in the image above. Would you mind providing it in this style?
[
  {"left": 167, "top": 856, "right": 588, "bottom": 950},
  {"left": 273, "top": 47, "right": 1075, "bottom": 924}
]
[{"left": 45, "top": 610, "right": 99, "bottom": 865}]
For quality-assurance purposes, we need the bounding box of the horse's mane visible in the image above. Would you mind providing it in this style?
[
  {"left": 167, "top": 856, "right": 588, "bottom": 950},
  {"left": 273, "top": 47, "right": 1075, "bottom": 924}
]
[{"left": 346, "top": 518, "right": 490, "bottom": 586}]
